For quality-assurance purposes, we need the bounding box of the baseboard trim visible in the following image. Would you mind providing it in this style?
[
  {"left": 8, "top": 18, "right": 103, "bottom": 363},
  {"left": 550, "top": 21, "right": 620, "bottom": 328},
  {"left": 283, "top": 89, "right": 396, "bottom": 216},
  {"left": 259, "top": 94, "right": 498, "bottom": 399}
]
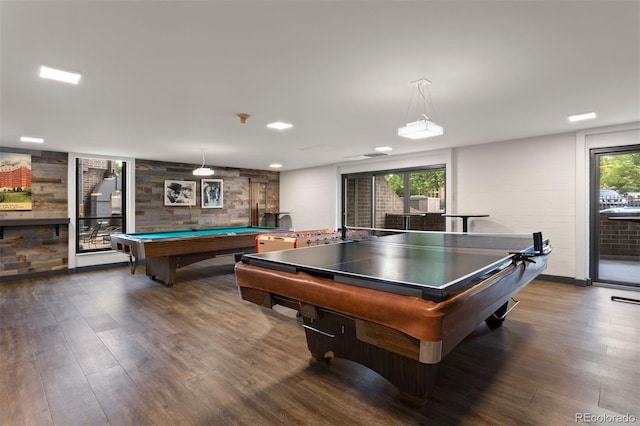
[{"left": 538, "top": 274, "right": 590, "bottom": 287}]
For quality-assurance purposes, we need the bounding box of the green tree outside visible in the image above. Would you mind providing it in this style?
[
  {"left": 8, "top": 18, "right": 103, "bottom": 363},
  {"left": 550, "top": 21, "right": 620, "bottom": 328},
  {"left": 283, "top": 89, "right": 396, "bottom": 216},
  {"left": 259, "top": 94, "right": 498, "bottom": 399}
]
[
  {"left": 600, "top": 153, "right": 640, "bottom": 194},
  {"left": 385, "top": 170, "right": 444, "bottom": 197},
  {"left": 385, "top": 174, "right": 403, "bottom": 197}
]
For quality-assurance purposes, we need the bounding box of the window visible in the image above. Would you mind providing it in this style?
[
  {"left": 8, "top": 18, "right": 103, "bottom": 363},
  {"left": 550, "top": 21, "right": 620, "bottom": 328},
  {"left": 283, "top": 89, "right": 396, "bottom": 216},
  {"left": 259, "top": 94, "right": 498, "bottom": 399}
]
[
  {"left": 343, "top": 166, "right": 445, "bottom": 231},
  {"left": 76, "top": 157, "right": 126, "bottom": 253}
]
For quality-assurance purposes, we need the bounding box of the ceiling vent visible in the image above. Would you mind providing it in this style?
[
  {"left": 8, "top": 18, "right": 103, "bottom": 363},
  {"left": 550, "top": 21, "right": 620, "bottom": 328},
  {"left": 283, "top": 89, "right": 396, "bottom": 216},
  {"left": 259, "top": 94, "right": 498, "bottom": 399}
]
[{"left": 344, "top": 152, "right": 389, "bottom": 161}]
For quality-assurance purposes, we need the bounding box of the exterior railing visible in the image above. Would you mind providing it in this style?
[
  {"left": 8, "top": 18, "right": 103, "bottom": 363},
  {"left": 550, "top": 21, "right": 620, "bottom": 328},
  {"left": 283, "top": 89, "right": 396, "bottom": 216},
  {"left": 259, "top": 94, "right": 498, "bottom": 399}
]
[{"left": 599, "top": 196, "right": 640, "bottom": 211}]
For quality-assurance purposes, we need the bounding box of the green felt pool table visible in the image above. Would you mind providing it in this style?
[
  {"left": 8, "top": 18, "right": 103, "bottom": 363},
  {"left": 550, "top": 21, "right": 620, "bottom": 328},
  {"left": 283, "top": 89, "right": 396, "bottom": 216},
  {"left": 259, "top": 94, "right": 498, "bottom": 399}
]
[{"left": 110, "top": 226, "right": 277, "bottom": 286}]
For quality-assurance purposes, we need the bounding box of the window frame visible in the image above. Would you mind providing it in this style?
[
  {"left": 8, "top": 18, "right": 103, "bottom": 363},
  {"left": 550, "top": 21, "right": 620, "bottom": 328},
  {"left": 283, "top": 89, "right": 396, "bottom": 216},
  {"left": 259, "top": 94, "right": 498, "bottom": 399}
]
[
  {"left": 342, "top": 164, "right": 446, "bottom": 229},
  {"left": 74, "top": 156, "right": 128, "bottom": 254}
]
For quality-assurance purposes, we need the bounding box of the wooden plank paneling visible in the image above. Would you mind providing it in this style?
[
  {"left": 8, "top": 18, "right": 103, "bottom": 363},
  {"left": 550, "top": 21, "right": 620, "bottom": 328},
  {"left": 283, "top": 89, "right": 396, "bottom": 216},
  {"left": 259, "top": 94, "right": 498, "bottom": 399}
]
[
  {"left": 135, "top": 159, "right": 280, "bottom": 232},
  {"left": 0, "top": 149, "right": 69, "bottom": 278}
]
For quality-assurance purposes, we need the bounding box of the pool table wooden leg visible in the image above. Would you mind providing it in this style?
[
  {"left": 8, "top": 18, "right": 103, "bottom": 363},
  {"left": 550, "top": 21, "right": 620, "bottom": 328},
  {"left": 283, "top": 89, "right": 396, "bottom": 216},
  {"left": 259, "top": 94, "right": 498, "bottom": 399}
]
[
  {"left": 302, "top": 312, "right": 439, "bottom": 404},
  {"left": 145, "top": 256, "right": 176, "bottom": 287}
]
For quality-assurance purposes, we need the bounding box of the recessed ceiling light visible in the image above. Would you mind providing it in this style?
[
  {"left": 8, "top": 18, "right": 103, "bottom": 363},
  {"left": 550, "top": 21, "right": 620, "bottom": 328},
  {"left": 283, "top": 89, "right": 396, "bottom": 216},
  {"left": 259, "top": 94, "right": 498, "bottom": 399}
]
[
  {"left": 267, "top": 122, "right": 293, "bottom": 130},
  {"left": 568, "top": 111, "right": 596, "bottom": 122},
  {"left": 375, "top": 146, "right": 392, "bottom": 152},
  {"left": 269, "top": 163, "right": 283, "bottom": 169},
  {"left": 20, "top": 136, "right": 44, "bottom": 143},
  {"left": 39, "top": 66, "right": 82, "bottom": 85}
]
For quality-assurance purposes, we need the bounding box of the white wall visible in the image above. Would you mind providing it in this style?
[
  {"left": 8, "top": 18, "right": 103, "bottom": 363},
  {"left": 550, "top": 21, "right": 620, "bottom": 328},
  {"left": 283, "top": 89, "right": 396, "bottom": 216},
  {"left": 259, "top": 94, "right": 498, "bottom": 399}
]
[
  {"left": 279, "top": 125, "right": 639, "bottom": 281},
  {"left": 453, "top": 133, "right": 576, "bottom": 278},
  {"left": 280, "top": 149, "right": 452, "bottom": 231},
  {"left": 279, "top": 165, "right": 340, "bottom": 231}
]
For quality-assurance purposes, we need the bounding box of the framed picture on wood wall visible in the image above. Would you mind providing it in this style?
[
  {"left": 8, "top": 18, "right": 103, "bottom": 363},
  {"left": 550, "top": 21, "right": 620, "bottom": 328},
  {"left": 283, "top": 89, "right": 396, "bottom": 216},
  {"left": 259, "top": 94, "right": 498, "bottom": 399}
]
[
  {"left": 0, "top": 152, "right": 32, "bottom": 211},
  {"left": 164, "top": 180, "right": 196, "bottom": 206},
  {"left": 201, "top": 179, "right": 223, "bottom": 208}
]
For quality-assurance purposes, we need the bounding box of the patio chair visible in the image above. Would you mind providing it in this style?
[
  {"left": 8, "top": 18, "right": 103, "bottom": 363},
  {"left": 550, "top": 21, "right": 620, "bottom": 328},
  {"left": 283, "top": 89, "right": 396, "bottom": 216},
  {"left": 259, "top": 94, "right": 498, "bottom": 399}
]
[{"left": 79, "top": 223, "right": 102, "bottom": 248}]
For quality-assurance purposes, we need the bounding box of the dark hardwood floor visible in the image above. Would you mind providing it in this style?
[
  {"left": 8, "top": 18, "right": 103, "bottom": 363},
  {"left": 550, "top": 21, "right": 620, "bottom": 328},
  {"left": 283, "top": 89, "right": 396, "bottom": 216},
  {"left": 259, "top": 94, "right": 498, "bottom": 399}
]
[{"left": 1, "top": 257, "right": 638, "bottom": 425}]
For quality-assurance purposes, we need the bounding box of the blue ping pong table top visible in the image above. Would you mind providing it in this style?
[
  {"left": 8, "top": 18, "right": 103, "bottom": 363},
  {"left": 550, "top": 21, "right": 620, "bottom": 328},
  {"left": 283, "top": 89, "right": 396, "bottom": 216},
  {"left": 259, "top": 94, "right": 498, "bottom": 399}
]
[{"left": 241, "top": 231, "right": 542, "bottom": 301}]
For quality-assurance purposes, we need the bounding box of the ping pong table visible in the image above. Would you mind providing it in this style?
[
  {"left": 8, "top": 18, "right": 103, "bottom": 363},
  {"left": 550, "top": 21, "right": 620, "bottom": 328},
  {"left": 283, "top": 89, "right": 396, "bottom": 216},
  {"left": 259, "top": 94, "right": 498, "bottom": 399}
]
[{"left": 235, "top": 228, "right": 551, "bottom": 403}]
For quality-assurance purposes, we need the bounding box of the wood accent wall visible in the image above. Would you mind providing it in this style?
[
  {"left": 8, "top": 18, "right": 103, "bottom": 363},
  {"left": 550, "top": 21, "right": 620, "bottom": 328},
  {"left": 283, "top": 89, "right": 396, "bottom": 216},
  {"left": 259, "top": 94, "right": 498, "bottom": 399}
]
[
  {"left": 134, "top": 159, "right": 280, "bottom": 232},
  {"left": 0, "top": 150, "right": 281, "bottom": 280},
  {"left": 0, "top": 149, "right": 69, "bottom": 278}
]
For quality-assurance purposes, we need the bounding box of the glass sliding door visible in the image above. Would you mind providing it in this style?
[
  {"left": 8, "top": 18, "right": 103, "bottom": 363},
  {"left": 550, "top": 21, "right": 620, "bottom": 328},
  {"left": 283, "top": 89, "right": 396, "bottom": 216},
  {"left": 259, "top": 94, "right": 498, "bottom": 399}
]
[
  {"left": 590, "top": 145, "right": 640, "bottom": 286},
  {"left": 343, "top": 166, "right": 445, "bottom": 231},
  {"left": 407, "top": 169, "right": 445, "bottom": 228},
  {"left": 377, "top": 174, "right": 404, "bottom": 228},
  {"left": 344, "top": 176, "right": 374, "bottom": 228}
]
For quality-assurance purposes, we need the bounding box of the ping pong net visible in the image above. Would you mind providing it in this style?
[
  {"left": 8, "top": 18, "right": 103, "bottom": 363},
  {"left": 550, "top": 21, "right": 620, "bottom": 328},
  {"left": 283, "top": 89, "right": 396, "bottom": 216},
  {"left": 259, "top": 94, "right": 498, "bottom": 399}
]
[
  {"left": 339, "top": 226, "right": 549, "bottom": 255},
  {"left": 243, "top": 227, "right": 551, "bottom": 301}
]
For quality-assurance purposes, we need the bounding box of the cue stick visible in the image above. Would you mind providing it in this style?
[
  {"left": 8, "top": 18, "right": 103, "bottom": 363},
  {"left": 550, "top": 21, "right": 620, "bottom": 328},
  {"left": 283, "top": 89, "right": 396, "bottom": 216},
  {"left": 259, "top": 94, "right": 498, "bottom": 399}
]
[
  {"left": 248, "top": 178, "right": 253, "bottom": 226},
  {"left": 255, "top": 203, "right": 259, "bottom": 226}
]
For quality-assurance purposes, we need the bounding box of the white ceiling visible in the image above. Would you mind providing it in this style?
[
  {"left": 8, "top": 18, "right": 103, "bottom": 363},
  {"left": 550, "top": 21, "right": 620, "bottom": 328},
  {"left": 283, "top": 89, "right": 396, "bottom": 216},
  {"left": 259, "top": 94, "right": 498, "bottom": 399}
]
[{"left": 1, "top": 1, "right": 639, "bottom": 171}]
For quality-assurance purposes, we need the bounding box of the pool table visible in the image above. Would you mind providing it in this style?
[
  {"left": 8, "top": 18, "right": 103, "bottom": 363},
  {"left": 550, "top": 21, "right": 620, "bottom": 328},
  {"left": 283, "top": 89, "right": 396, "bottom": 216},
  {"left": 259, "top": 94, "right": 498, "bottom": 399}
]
[
  {"left": 235, "top": 230, "right": 551, "bottom": 403},
  {"left": 111, "top": 226, "right": 277, "bottom": 286}
]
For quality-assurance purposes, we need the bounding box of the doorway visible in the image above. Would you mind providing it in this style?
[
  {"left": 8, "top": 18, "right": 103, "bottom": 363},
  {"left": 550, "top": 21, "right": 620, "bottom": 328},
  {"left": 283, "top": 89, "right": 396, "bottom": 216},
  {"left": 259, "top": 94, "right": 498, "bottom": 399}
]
[
  {"left": 590, "top": 145, "right": 640, "bottom": 286},
  {"left": 75, "top": 157, "right": 126, "bottom": 253}
]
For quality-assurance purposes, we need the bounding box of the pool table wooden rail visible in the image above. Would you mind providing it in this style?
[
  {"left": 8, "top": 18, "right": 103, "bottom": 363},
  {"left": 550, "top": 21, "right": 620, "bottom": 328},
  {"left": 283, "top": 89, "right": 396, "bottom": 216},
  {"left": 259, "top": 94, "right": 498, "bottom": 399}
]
[
  {"left": 114, "top": 232, "right": 257, "bottom": 258},
  {"left": 112, "top": 231, "right": 258, "bottom": 286}
]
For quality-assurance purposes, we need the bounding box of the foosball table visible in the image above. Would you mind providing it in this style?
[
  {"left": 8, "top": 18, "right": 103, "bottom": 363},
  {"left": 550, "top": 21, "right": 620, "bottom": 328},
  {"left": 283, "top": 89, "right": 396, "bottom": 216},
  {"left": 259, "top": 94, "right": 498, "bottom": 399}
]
[{"left": 255, "top": 229, "right": 343, "bottom": 253}]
